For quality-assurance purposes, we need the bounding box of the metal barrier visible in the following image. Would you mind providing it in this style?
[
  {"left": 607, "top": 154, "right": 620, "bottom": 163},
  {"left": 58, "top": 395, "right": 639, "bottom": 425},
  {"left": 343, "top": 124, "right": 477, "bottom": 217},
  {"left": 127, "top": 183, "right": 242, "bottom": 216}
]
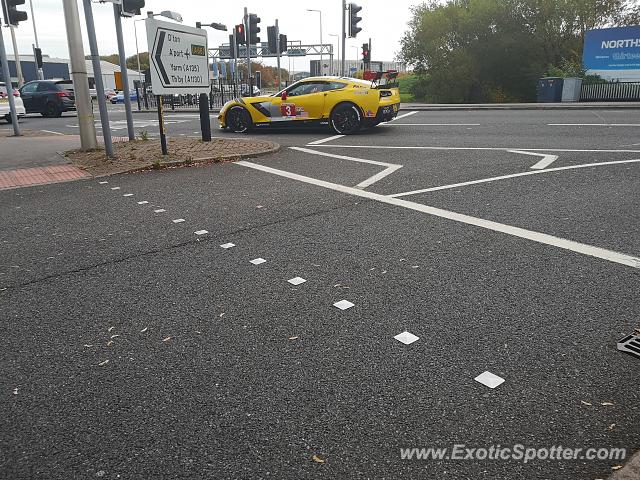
[
  {"left": 580, "top": 81, "right": 640, "bottom": 102},
  {"left": 135, "top": 79, "right": 242, "bottom": 111}
]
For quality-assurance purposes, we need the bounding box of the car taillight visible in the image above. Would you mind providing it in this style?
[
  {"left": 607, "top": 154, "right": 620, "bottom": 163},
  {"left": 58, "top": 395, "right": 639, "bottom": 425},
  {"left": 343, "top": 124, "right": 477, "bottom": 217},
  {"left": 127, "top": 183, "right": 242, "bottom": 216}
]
[
  {"left": 13, "top": 90, "right": 20, "bottom": 97},
  {"left": 56, "top": 91, "right": 68, "bottom": 97}
]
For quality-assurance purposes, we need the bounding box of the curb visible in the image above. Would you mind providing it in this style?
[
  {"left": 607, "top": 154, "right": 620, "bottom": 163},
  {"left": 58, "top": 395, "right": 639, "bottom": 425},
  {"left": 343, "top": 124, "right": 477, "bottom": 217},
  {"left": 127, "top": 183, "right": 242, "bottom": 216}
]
[
  {"left": 133, "top": 108, "right": 221, "bottom": 115},
  {"left": 400, "top": 103, "right": 640, "bottom": 111}
]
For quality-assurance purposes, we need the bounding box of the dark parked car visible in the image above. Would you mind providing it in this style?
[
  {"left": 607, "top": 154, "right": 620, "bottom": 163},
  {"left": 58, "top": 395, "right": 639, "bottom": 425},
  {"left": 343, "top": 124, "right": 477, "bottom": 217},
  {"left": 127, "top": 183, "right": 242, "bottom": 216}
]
[{"left": 19, "top": 79, "right": 76, "bottom": 118}]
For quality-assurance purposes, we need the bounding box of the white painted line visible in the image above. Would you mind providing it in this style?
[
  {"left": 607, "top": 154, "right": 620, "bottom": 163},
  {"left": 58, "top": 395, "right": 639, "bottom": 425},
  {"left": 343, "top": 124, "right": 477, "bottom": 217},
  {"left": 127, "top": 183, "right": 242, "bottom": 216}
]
[
  {"left": 333, "top": 300, "right": 355, "bottom": 310},
  {"left": 220, "top": 243, "right": 236, "bottom": 249},
  {"left": 394, "top": 331, "right": 419, "bottom": 345},
  {"left": 154, "top": 209, "right": 166, "bottom": 213},
  {"left": 508, "top": 150, "right": 558, "bottom": 170},
  {"left": 250, "top": 258, "right": 266, "bottom": 265},
  {"left": 110, "top": 187, "right": 120, "bottom": 190},
  {"left": 137, "top": 201, "right": 149, "bottom": 205},
  {"left": 237, "top": 160, "right": 640, "bottom": 269},
  {"left": 474, "top": 371, "right": 505, "bottom": 389},
  {"left": 288, "top": 277, "right": 307, "bottom": 285},
  {"left": 548, "top": 123, "right": 640, "bottom": 127},
  {"left": 123, "top": 194, "right": 133, "bottom": 197},
  {"left": 290, "top": 146, "right": 403, "bottom": 189},
  {"left": 98, "top": 181, "right": 108, "bottom": 184},
  {"left": 40, "top": 129, "right": 65, "bottom": 135},
  {"left": 389, "top": 159, "right": 640, "bottom": 197},
  {"left": 389, "top": 111, "right": 418, "bottom": 121},
  {"left": 194, "top": 230, "right": 208, "bottom": 235},
  {"left": 390, "top": 123, "right": 481, "bottom": 126},
  {"left": 312, "top": 145, "right": 640, "bottom": 154},
  {"left": 308, "top": 134, "right": 345, "bottom": 145},
  {"left": 173, "top": 218, "right": 185, "bottom": 223}
]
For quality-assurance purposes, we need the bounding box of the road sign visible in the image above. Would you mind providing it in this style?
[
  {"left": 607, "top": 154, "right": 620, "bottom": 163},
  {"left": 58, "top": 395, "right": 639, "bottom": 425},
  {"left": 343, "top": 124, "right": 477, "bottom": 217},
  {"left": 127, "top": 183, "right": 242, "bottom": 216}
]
[{"left": 145, "top": 18, "right": 209, "bottom": 95}]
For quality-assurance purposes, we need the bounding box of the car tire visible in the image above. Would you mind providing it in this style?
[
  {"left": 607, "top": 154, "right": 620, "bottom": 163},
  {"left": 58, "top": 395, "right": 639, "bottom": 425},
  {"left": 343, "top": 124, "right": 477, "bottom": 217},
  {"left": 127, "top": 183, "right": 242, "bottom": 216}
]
[
  {"left": 330, "top": 102, "right": 362, "bottom": 135},
  {"left": 225, "top": 106, "right": 252, "bottom": 133},
  {"left": 5, "top": 114, "right": 12, "bottom": 124},
  {"left": 45, "top": 102, "right": 61, "bottom": 118}
]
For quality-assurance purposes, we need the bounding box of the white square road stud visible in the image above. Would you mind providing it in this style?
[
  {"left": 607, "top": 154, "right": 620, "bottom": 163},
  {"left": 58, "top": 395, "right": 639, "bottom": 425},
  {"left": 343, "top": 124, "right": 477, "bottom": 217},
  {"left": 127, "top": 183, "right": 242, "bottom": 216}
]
[
  {"left": 250, "top": 258, "right": 266, "bottom": 265},
  {"left": 474, "top": 371, "right": 505, "bottom": 389},
  {"left": 333, "top": 300, "right": 354, "bottom": 310},
  {"left": 288, "top": 277, "right": 306, "bottom": 286},
  {"left": 394, "top": 331, "right": 419, "bottom": 345}
]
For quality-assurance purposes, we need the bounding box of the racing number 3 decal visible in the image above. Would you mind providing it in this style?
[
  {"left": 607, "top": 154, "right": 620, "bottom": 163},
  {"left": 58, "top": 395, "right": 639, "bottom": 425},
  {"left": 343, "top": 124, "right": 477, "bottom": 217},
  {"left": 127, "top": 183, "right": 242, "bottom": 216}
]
[{"left": 280, "top": 103, "right": 297, "bottom": 117}]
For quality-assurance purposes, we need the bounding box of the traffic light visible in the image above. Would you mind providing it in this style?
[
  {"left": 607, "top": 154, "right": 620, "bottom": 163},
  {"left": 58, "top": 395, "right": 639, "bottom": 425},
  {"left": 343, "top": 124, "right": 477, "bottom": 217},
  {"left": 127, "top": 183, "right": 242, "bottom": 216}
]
[
  {"left": 121, "top": 0, "right": 145, "bottom": 17},
  {"left": 1, "top": 0, "right": 28, "bottom": 26},
  {"left": 362, "top": 43, "right": 370, "bottom": 63},
  {"left": 235, "top": 24, "right": 245, "bottom": 45},
  {"left": 228, "top": 34, "right": 236, "bottom": 58},
  {"left": 248, "top": 13, "right": 260, "bottom": 44},
  {"left": 279, "top": 34, "right": 288, "bottom": 53},
  {"left": 267, "top": 26, "right": 277, "bottom": 54},
  {"left": 34, "top": 47, "right": 43, "bottom": 68},
  {"left": 348, "top": 3, "right": 362, "bottom": 38}
]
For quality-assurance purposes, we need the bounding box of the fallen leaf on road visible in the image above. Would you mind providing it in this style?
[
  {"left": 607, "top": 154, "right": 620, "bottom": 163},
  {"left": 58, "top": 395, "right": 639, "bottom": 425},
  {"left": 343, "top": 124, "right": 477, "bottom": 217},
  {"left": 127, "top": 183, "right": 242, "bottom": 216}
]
[
  {"left": 608, "top": 423, "right": 616, "bottom": 431},
  {"left": 108, "top": 327, "right": 115, "bottom": 332},
  {"left": 110, "top": 334, "right": 120, "bottom": 339},
  {"left": 219, "top": 313, "right": 225, "bottom": 318},
  {"left": 581, "top": 401, "right": 592, "bottom": 406},
  {"left": 83, "top": 344, "right": 94, "bottom": 348},
  {"left": 612, "top": 465, "right": 623, "bottom": 470},
  {"left": 163, "top": 337, "right": 171, "bottom": 342},
  {"left": 288, "top": 336, "right": 299, "bottom": 340},
  {"left": 106, "top": 341, "right": 114, "bottom": 347},
  {"left": 140, "top": 327, "right": 148, "bottom": 333},
  {"left": 601, "top": 402, "right": 615, "bottom": 406},
  {"left": 312, "top": 455, "right": 325, "bottom": 464},
  {"left": 98, "top": 360, "right": 109, "bottom": 366},
  {"left": 13, "top": 388, "right": 18, "bottom": 395}
]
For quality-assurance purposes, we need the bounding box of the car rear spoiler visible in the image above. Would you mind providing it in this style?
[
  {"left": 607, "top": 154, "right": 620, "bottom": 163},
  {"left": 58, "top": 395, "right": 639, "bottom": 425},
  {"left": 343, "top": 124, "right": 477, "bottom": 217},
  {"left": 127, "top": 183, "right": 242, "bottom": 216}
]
[{"left": 366, "top": 70, "right": 399, "bottom": 89}]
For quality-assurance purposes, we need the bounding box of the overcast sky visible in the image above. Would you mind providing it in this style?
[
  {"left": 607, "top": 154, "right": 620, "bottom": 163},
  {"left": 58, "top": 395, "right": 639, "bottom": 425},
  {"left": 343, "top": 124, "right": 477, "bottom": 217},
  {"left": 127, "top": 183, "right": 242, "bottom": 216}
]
[{"left": 8, "top": 0, "right": 419, "bottom": 69}]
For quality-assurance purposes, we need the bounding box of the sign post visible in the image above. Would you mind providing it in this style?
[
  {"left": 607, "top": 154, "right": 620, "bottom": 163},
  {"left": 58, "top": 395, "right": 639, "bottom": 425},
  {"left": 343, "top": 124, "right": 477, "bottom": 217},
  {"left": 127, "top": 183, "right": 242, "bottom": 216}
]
[{"left": 146, "top": 18, "right": 209, "bottom": 153}]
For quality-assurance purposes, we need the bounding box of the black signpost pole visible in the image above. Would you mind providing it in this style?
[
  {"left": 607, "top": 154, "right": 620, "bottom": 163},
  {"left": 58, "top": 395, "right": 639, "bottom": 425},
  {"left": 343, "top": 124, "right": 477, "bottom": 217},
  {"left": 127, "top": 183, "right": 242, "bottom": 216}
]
[
  {"left": 199, "top": 93, "right": 211, "bottom": 142},
  {"left": 156, "top": 95, "right": 168, "bottom": 155}
]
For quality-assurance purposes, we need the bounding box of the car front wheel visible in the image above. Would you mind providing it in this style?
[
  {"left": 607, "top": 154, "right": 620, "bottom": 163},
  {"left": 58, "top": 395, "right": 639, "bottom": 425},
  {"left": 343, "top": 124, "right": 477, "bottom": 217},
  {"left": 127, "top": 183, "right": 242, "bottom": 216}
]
[
  {"left": 225, "top": 106, "right": 252, "bottom": 133},
  {"left": 330, "top": 103, "right": 362, "bottom": 134}
]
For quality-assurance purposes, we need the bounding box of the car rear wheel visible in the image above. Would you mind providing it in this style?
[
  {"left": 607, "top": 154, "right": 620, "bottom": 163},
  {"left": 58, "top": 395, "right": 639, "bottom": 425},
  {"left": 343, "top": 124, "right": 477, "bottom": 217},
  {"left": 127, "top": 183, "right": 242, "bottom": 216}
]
[
  {"left": 45, "top": 102, "right": 62, "bottom": 118},
  {"left": 225, "top": 106, "right": 252, "bottom": 133},
  {"left": 330, "top": 103, "right": 362, "bottom": 134}
]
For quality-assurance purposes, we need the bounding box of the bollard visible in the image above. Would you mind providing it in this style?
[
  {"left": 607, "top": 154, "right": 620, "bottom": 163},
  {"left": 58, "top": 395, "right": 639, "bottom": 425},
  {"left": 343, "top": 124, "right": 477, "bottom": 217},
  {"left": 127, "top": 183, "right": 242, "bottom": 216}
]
[{"left": 199, "top": 93, "right": 211, "bottom": 142}]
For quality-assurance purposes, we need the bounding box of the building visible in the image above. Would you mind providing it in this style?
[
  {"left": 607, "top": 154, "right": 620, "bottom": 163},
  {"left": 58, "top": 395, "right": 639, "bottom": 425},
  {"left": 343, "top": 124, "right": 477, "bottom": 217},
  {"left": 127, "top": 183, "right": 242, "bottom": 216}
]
[
  {"left": 310, "top": 59, "right": 407, "bottom": 77},
  {"left": 1, "top": 54, "right": 140, "bottom": 90}
]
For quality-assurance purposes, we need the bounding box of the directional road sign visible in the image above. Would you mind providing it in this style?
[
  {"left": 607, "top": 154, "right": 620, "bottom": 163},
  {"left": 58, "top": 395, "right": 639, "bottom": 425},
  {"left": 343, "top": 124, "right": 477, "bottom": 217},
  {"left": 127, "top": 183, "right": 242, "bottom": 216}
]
[{"left": 146, "top": 18, "right": 209, "bottom": 95}]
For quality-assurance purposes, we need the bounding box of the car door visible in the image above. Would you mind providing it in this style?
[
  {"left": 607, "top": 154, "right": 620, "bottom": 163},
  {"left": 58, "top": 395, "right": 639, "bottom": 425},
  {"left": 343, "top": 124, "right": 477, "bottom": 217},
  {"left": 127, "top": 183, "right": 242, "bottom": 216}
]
[
  {"left": 19, "top": 82, "right": 38, "bottom": 112},
  {"left": 269, "top": 81, "right": 327, "bottom": 124},
  {"left": 36, "top": 82, "right": 55, "bottom": 111}
]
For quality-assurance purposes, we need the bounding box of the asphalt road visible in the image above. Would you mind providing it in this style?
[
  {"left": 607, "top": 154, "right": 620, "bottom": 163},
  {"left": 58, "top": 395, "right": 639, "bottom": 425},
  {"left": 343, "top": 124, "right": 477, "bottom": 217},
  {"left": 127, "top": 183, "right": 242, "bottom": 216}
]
[{"left": 1, "top": 108, "right": 639, "bottom": 479}]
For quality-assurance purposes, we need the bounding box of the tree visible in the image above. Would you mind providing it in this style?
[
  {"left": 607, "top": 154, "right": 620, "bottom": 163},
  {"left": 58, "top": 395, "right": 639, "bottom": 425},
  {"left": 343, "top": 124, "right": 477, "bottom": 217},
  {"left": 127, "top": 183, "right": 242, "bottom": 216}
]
[{"left": 400, "top": 0, "right": 637, "bottom": 102}]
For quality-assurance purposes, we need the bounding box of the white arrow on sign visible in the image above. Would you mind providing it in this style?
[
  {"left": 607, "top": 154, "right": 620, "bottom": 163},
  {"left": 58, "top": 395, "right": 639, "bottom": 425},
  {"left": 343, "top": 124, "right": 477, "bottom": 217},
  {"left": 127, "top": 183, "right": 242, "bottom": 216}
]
[
  {"left": 146, "top": 18, "right": 209, "bottom": 95},
  {"left": 508, "top": 150, "right": 559, "bottom": 169}
]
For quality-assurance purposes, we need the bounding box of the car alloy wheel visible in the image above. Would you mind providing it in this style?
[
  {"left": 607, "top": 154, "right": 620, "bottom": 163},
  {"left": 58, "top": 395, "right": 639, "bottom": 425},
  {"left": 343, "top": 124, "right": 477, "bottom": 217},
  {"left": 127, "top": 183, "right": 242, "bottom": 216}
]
[
  {"left": 226, "top": 106, "right": 251, "bottom": 133},
  {"left": 331, "top": 103, "right": 362, "bottom": 135}
]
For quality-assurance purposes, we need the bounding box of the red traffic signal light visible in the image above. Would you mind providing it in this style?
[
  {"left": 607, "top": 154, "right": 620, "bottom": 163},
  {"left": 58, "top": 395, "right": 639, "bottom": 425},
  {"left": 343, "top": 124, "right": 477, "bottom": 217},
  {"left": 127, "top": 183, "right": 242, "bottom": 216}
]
[
  {"left": 361, "top": 43, "right": 370, "bottom": 63},
  {"left": 235, "top": 24, "right": 246, "bottom": 44}
]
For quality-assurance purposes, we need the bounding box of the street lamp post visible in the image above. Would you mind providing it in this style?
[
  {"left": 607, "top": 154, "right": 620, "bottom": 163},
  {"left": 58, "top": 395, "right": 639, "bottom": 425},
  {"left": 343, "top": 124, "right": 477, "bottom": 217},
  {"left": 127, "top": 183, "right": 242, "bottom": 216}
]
[
  {"left": 307, "top": 9, "right": 323, "bottom": 76},
  {"left": 328, "top": 33, "right": 338, "bottom": 75}
]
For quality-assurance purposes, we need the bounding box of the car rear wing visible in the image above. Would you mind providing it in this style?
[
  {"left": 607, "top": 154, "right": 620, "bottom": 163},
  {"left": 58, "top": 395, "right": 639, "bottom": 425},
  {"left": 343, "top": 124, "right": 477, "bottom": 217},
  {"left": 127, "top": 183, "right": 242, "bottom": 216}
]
[{"left": 364, "top": 70, "right": 399, "bottom": 89}]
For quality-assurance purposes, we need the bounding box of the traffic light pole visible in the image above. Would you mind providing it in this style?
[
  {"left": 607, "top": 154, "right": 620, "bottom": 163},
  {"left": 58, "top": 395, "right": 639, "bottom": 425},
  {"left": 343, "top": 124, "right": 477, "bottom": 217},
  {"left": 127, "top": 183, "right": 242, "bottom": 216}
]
[
  {"left": 232, "top": 28, "right": 238, "bottom": 95},
  {"left": 113, "top": 3, "right": 135, "bottom": 141},
  {"left": 340, "top": 0, "right": 346, "bottom": 77},
  {"left": 62, "top": 0, "right": 97, "bottom": 150},
  {"left": 244, "top": 7, "right": 251, "bottom": 92},
  {"left": 8, "top": 25, "right": 23, "bottom": 87},
  {"left": 83, "top": 0, "right": 113, "bottom": 158},
  {"left": 275, "top": 19, "right": 281, "bottom": 90},
  {"left": 28, "top": 0, "right": 43, "bottom": 80},
  {"left": 0, "top": 25, "right": 20, "bottom": 135}
]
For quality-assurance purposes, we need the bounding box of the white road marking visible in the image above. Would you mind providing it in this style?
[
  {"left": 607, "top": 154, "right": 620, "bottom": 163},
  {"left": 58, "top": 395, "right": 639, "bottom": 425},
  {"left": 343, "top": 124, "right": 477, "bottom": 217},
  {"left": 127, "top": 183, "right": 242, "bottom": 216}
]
[
  {"left": 40, "top": 129, "right": 65, "bottom": 135},
  {"left": 333, "top": 300, "right": 355, "bottom": 310},
  {"left": 154, "top": 209, "right": 166, "bottom": 213},
  {"left": 394, "top": 331, "right": 419, "bottom": 345},
  {"left": 312, "top": 145, "right": 640, "bottom": 154},
  {"left": 237, "top": 160, "right": 640, "bottom": 269},
  {"left": 110, "top": 187, "right": 120, "bottom": 190},
  {"left": 137, "top": 201, "right": 149, "bottom": 205},
  {"left": 250, "top": 258, "right": 266, "bottom": 265},
  {"left": 308, "top": 134, "right": 345, "bottom": 145},
  {"left": 474, "top": 371, "right": 505, "bottom": 389},
  {"left": 123, "top": 193, "right": 133, "bottom": 197},
  {"left": 389, "top": 123, "right": 481, "bottom": 126},
  {"left": 288, "top": 277, "right": 307, "bottom": 285},
  {"left": 220, "top": 243, "right": 236, "bottom": 249},
  {"left": 98, "top": 181, "right": 108, "bottom": 184},
  {"left": 389, "top": 111, "right": 418, "bottom": 121},
  {"left": 194, "top": 230, "right": 208, "bottom": 235},
  {"left": 290, "top": 146, "right": 402, "bottom": 189},
  {"left": 172, "top": 218, "right": 185, "bottom": 223},
  {"left": 548, "top": 123, "right": 640, "bottom": 127},
  {"left": 389, "top": 159, "right": 640, "bottom": 197},
  {"left": 508, "top": 150, "right": 558, "bottom": 169}
]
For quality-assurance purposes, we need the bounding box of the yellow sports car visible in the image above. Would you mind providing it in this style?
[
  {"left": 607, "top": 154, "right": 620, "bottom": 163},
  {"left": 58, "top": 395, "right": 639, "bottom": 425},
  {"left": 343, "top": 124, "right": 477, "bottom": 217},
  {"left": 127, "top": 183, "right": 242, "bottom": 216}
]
[{"left": 218, "top": 73, "right": 400, "bottom": 135}]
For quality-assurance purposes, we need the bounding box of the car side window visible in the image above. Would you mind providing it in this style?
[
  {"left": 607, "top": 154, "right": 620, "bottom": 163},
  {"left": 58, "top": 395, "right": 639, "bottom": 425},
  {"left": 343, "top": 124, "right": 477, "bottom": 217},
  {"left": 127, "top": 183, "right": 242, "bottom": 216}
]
[
  {"left": 324, "top": 82, "right": 347, "bottom": 91},
  {"left": 21, "top": 83, "right": 38, "bottom": 94},
  {"left": 37, "top": 82, "right": 53, "bottom": 92},
  {"left": 287, "top": 81, "right": 326, "bottom": 97}
]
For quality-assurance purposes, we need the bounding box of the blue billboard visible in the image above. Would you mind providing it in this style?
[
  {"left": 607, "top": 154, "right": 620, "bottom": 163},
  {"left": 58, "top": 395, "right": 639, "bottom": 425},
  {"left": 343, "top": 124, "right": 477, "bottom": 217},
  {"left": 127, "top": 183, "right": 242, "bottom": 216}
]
[{"left": 583, "top": 26, "right": 640, "bottom": 71}]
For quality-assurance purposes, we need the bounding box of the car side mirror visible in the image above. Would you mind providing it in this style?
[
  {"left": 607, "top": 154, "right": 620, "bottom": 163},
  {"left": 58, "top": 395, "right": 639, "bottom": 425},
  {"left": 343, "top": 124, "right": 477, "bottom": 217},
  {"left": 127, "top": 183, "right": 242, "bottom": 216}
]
[{"left": 281, "top": 91, "right": 287, "bottom": 101}]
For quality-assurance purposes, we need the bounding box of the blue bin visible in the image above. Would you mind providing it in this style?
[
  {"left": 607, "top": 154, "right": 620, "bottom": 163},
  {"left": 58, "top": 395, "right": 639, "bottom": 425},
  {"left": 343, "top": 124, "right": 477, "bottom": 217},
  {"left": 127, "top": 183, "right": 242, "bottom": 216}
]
[{"left": 537, "top": 77, "right": 564, "bottom": 103}]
